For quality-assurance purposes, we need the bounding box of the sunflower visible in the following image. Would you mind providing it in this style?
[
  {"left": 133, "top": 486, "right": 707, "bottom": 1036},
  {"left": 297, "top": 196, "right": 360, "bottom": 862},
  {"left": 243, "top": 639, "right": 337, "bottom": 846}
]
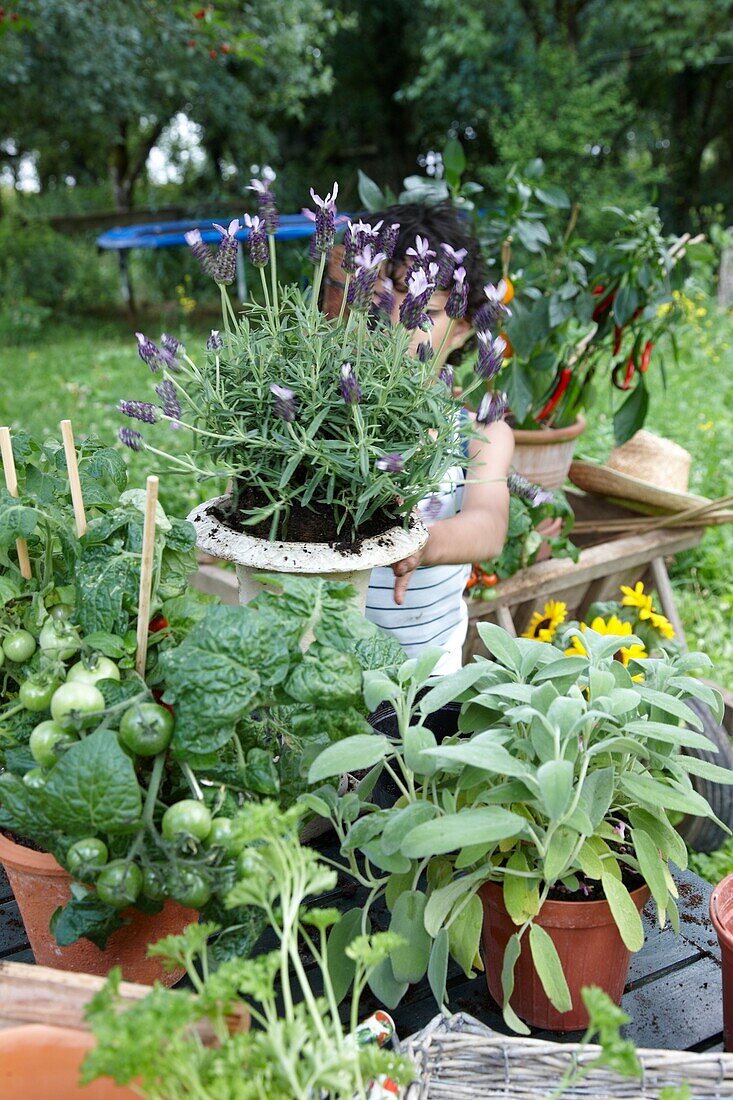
[
  {"left": 522, "top": 600, "right": 567, "bottom": 642},
  {"left": 565, "top": 615, "right": 648, "bottom": 671},
  {"left": 649, "top": 609, "right": 675, "bottom": 640},
  {"left": 620, "top": 581, "right": 654, "bottom": 620}
]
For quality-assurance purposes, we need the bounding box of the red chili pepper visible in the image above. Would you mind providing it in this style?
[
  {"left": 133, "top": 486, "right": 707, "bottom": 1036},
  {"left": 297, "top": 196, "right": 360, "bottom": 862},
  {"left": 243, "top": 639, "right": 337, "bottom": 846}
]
[
  {"left": 640, "top": 340, "right": 653, "bottom": 373},
  {"left": 613, "top": 325, "right": 623, "bottom": 356},
  {"left": 149, "top": 614, "right": 169, "bottom": 633},
  {"left": 592, "top": 287, "right": 616, "bottom": 322},
  {"left": 592, "top": 285, "right": 605, "bottom": 296},
  {"left": 612, "top": 356, "right": 635, "bottom": 391},
  {"left": 536, "top": 368, "right": 572, "bottom": 422}
]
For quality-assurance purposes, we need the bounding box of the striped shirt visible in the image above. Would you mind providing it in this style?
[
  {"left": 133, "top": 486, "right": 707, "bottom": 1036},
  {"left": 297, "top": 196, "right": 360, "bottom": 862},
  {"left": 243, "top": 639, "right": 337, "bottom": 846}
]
[{"left": 365, "top": 463, "right": 470, "bottom": 673}]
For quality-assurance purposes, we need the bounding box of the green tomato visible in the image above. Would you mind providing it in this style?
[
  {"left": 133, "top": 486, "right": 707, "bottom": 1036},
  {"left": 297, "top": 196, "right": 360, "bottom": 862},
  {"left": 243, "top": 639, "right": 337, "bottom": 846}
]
[
  {"left": 3, "top": 630, "right": 37, "bottom": 664},
  {"left": 39, "top": 619, "right": 80, "bottom": 661},
  {"left": 168, "top": 867, "right": 212, "bottom": 909},
  {"left": 236, "top": 850, "right": 261, "bottom": 877},
  {"left": 48, "top": 603, "right": 74, "bottom": 621},
  {"left": 141, "top": 865, "right": 167, "bottom": 902},
  {"left": 66, "top": 837, "right": 109, "bottom": 879},
  {"left": 19, "top": 677, "right": 60, "bottom": 713},
  {"left": 118, "top": 703, "right": 174, "bottom": 757},
  {"left": 50, "top": 681, "right": 105, "bottom": 730},
  {"left": 96, "top": 860, "right": 142, "bottom": 909},
  {"left": 162, "top": 800, "right": 212, "bottom": 843},
  {"left": 67, "top": 655, "right": 121, "bottom": 686},
  {"left": 29, "top": 720, "right": 77, "bottom": 768},
  {"left": 205, "top": 817, "right": 238, "bottom": 856},
  {"left": 23, "top": 767, "right": 48, "bottom": 790}
]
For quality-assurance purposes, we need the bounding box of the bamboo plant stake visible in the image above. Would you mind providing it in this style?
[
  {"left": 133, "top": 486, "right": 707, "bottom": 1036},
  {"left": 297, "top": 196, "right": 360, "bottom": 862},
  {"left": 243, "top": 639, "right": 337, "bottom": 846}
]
[
  {"left": 135, "top": 475, "right": 159, "bottom": 678},
  {"left": 0, "top": 426, "right": 32, "bottom": 580},
  {"left": 60, "top": 419, "right": 87, "bottom": 538}
]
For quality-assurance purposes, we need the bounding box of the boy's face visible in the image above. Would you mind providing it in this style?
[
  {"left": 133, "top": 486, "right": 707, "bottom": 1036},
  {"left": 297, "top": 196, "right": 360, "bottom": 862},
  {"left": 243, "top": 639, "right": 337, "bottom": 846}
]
[{"left": 386, "top": 264, "right": 471, "bottom": 364}]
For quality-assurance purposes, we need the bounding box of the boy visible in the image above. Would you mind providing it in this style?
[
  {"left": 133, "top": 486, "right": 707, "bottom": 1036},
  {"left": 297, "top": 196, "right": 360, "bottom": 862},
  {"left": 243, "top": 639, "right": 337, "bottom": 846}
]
[{"left": 329, "top": 202, "right": 514, "bottom": 672}]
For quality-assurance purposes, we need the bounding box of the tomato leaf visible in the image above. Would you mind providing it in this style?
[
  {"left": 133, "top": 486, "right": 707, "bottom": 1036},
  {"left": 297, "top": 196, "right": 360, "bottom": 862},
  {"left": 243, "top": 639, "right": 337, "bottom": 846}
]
[{"left": 42, "top": 728, "right": 142, "bottom": 835}]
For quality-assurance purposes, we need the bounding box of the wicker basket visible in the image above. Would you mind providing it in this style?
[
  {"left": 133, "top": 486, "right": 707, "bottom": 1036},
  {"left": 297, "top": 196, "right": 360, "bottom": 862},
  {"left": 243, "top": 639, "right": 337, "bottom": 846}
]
[{"left": 401, "top": 1013, "right": 733, "bottom": 1099}]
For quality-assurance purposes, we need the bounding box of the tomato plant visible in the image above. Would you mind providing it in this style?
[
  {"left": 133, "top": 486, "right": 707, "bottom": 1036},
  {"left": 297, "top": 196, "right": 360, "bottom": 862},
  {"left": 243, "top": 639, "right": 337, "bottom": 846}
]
[
  {"left": 29, "top": 720, "right": 77, "bottom": 768},
  {"left": 19, "top": 677, "right": 60, "bottom": 712},
  {"left": 50, "top": 681, "right": 105, "bottom": 729},
  {"left": 66, "top": 838, "right": 108, "bottom": 878},
  {"left": 162, "top": 799, "right": 212, "bottom": 842},
  {"left": 67, "top": 656, "right": 120, "bottom": 686},
  {"left": 118, "top": 703, "right": 173, "bottom": 757},
  {"left": 96, "top": 861, "right": 142, "bottom": 909},
  {"left": 3, "top": 629, "right": 36, "bottom": 663},
  {"left": 168, "top": 867, "right": 212, "bottom": 908}
]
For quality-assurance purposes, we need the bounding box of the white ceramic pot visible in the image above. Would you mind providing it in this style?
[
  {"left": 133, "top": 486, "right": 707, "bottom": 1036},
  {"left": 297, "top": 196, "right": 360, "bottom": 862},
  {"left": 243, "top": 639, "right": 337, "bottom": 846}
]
[{"left": 188, "top": 495, "right": 429, "bottom": 612}]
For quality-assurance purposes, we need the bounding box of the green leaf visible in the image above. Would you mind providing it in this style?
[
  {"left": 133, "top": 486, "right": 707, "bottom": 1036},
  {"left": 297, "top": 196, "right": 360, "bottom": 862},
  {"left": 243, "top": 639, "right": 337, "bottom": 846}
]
[
  {"left": 475, "top": 623, "right": 521, "bottom": 671},
  {"left": 50, "top": 891, "right": 124, "bottom": 950},
  {"left": 623, "top": 720, "right": 714, "bottom": 752},
  {"left": 362, "top": 671, "right": 401, "bottom": 713},
  {"left": 449, "top": 894, "right": 483, "bottom": 977},
  {"left": 42, "top": 729, "right": 142, "bottom": 835},
  {"left": 423, "top": 740, "right": 529, "bottom": 778},
  {"left": 578, "top": 841, "right": 604, "bottom": 880},
  {"left": 529, "top": 924, "right": 572, "bottom": 1012},
  {"left": 0, "top": 490, "right": 39, "bottom": 547},
  {"left": 424, "top": 869, "right": 486, "bottom": 937},
  {"left": 601, "top": 873, "right": 644, "bottom": 951},
  {"left": 428, "top": 927, "right": 449, "bottom": 1006},
  {"left": 544, "top": 826, "right": 578, "bottom": 883},
  {"left": 676, "top": 756, "right": 733, "bottom": 785},
  {"left": 0, "top": 574, "right": 21, "bottom": 607},
  {"left": 501, "top": 932, "right": 529, "bottom": 1034},
  {"left": 357, "top": 169, "right": 386, "bottom": 212},
  {"left": 401, "top": 807, "right": 525, "bottom": 858},
  {"left": 635, "top": 687, "right": 703, "bottom": 729},
  {"left": 613, "top": 286, "right": 639, "bottom": 327},
  {"left": 326, "top": 908, "right": 363, "bottom": 1004},
  {"left": 381, "top": 802, "right": 437, "bottom": 855},
  {"left": 628, "top": 808, "right": 688, "bottom": 869},
  {"left": 442, "top": 138, "right": 466, "bottom": 178},
  {"left": 404, "top": 723, "right": 438, "bottom": 776},
  {"left": 536, "top": 759, "right": 574, "bottom": 818},
  {"left": 367, "top": 956, "right": 408, "bottom": 1010},
  {"left": 308, "top": 734, "right": 390, "bottom": 783},
  {"left": 418, "top": 662, "right": 486, "bottom": 715},
  {"left": 580, "top": 767, "right": 614, "bottom": 829},
  {"left": 74, "top": 543, "right": 140, "bottom": 636},
  {"left": 631, "top": 828, "right": 669, "bottom": 909},
  {"left": 82, "top": 632, "right": 127, "bottom": 659},
  {"left": 534, "top": 184, "right": 570, "bottom": 208},
  {"left": 285, "top": 644, "right": 362, "bottom": 707},
  {"left": 613, "top": 376, "right": 649, "bottom": 446},
  {"left": 389, "top": 890, "right": 431, "bottom": 984},
  {"left": 620, "top": 773, "right": 715, "bottom": 819}
]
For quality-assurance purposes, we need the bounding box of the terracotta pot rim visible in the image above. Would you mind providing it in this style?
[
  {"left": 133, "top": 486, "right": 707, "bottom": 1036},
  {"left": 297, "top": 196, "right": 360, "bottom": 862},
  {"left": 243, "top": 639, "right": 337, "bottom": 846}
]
[
  {"left": 512, "top": 414, "right": 586, "bottom": 446},
  {"left": 481, "top": 879, "right": 650, "bottom": 929},
  {"left": 0, "top": 830, "right": 67, "bottom": 876},
  {"left": 710, "top": 874, "right": 733, "bottom": 950}
]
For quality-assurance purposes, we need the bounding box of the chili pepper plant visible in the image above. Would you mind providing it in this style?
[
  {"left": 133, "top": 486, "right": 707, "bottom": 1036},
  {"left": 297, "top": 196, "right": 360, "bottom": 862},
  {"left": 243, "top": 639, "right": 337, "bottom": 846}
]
[
  {"left": 81, "top": 803, "right": 414, "bottom": 1100},
  {"left": 0, "top": 432, "right": 403, "bottom": 953},
  {"left": 303, "top": 625, "right": 730, "bottom": 1031},
  {"left": 116, "top": 173, "right": 497, "bottom": 544}
]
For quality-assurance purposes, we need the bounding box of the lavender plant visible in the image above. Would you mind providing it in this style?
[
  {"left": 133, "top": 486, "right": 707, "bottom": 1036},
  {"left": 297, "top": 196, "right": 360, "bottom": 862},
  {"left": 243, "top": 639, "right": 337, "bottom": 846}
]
[{"left": 118, "top": 174, "right": 495, "bottom": 542}]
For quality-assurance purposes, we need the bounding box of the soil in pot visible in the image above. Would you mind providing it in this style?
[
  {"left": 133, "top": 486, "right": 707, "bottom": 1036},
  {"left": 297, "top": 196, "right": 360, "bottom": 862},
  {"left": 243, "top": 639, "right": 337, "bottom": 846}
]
[
  {"left": 0, "top": 832, "right": 196, "bottom": 985},
  {"left": 0, "top": 1025, "right": 137, "bottom": 1100},
  {"left": 218, "top": 482, "right": 399, "bottom": 547},
  {"left": 479, "top": 879, "right": 650, "bottom": 1031}
]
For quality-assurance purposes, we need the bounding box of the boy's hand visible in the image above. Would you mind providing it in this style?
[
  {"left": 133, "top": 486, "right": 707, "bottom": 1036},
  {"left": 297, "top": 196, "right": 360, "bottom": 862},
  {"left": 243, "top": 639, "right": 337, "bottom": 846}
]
[{"left": 392, "top": 547, "right": 425, "bottom": 604}]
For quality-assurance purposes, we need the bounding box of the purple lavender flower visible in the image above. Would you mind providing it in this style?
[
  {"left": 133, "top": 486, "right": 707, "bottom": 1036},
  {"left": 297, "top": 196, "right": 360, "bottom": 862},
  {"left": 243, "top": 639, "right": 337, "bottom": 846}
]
[
  {"left": 476, "top": 390, "right": 508, "bottom": 426},
  {"left": 446, "top": 266, "right": 468, "bottom": 320},
  {"left": 435, "top": 243, "right": 468, "bottom": 291},
  {"left": 118, "top": 399, "right": 158, "bottom": 424},
  {"left": 155, "top": 379, "right": 181, "bottom": 421},
  {"left": 135, "top": 332, "right": 169, "bottom": 373},
  {"left": 339, "top": 362, "right": 362, "bottom": 405},
  {"left": 207, "top": 329, "right": 223, "bottom": 351},
  {"left": 476, "top": 330, "right": 507, "bottom": 380},
  {"left": 399, "top": 266, "right": 435, "bottom": 330},
  {"left": 161, "top": 333, "right": 184, "bottom": 359},
  {"left": 184, "top": 229, "right": 213, "bottom": 277},
  {"left": 243, "top": 213, "right": 269, "bottom": 268},
  {"left": 374, "top": 275, "right": 395, "bottom": 319},
  {"left": 308, "top": 182, "right": 339, "bottom": 256},
  {"left": 406, "top": 235, "right": 436, "bottom": 271},
  {"left": 439, "top": 364, "right": 454, "bottom": 389},
  {"left": 270, "top": 383, "right": 297, "bottom": 423},
  {"left": 377, "top": 222, "right": 400, "bottom": 260},
  {"left": 375, "top": 452, "right": 404, "bottom": 474},
  {"left": 507, "top": 472, "right": 554, "bottom": 507},
  {"left": 119, "top": 426, "right": 144, "bottom": 452},
  {"left": 249, "top": 175, "right": 280, "bottom": 235},
  {"left": 613, "top": 821, "right": 627, "bottom": 840},
  {"left": 347, "top": 245, "right": 386, "bottom": 313},
  {"left": 342, "top": 223, "right": 357, "bottom": 275},
  {"left": 423, "top": 494, "right": 442, "bottom": 520},
  {"left": 416, "top": 340, "right": 434, "bottom": 363},
  {"left": 473, "top": 280, "right": 512, "bottom": 332},
  {"left": 212, "top": 218, "right": 240, "bottom": 285}
]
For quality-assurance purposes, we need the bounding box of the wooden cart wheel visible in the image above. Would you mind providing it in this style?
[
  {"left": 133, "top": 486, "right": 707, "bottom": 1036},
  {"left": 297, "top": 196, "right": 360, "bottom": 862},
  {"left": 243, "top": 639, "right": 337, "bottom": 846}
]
[{"left": 677, "top": 697, "right": 733, "bottom": 853}]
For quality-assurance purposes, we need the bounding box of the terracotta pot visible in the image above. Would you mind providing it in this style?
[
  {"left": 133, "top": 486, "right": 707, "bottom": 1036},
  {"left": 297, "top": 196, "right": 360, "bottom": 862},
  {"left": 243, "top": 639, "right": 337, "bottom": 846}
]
[
  {"left": 323, "top": 243, "right": 348, "bottom": 320},
  {"left": 710, "top": 874, "right": 733, "bottom": 1051},
  {"left": 512, "top": 415, "right": 586, "bottom": 490},
  {"left": 479, "top": 880, "right": 650, "bottom": 1031},
  {"left": 0, "top": 832, "right": 197, "bottom": 984},
  {"left": 0, "top": 1024, "right": 137, "bottom": 1098}
]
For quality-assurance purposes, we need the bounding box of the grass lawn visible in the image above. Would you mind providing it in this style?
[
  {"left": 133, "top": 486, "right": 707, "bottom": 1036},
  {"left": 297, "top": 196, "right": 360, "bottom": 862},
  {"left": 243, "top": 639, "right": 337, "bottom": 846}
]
[{"left": 1, "top": 296, "right": 732, "bottom": 685}]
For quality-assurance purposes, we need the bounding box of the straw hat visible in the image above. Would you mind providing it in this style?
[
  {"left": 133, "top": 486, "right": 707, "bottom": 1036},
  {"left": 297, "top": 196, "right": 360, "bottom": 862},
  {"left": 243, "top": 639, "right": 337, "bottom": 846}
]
[{"left": 569, "top": 430, "right": 730, "bottom": 518}]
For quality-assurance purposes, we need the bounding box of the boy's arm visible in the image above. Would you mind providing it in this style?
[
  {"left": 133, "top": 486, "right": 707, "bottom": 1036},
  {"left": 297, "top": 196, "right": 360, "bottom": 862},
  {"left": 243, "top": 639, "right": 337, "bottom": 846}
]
[{"left": 392, "top": 419, "right": 514, "bottom": 605}]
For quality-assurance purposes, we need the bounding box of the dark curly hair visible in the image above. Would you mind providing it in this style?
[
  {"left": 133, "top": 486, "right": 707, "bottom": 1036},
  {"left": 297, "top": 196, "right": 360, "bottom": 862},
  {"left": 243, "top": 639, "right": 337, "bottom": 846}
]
[{"left": 361, "top": 201, "right": 488, "bottom": 362}]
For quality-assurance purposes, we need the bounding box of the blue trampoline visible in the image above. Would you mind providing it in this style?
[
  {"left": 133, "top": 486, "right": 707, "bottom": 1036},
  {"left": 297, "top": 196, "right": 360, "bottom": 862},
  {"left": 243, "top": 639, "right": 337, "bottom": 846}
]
[{"left": 97, "top": 214, "right": 321, "bottom": 301}]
